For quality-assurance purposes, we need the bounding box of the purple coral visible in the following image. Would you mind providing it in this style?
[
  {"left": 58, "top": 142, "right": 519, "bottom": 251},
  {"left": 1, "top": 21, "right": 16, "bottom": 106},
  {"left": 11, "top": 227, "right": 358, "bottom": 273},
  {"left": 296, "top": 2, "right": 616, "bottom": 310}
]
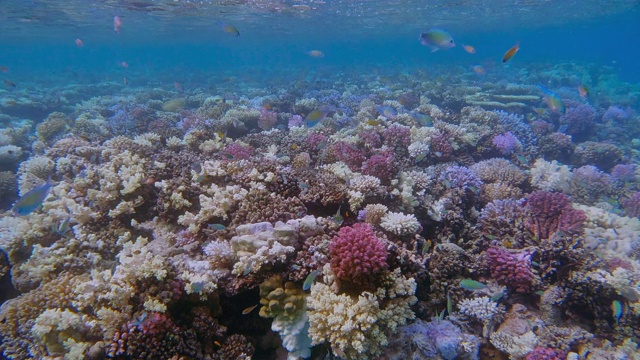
[
  {"left": 439, "top": 165, "right": 483, "bottom": 191},
  {"left": 258, "top": 108, "right": 277, "bottom": 130},
  {"left": 622, "top": 192, "right": 640, "bottom": 218},
  {"left": 611, "top": 164, "right": 636, "bottom": 183},
  {"left": 486, "top": 246, "right": 536, "bottom": 293},
  {"left": 492, "top": 131, "right": 522, "bottom": 155},
  {"left": 329, "top": 223, "right": 387, "bottom": 287},
  {"left": 559, "top": 104, "right": 596, "bottom": 138},
  {"left": 602, "top": 105, "right": 630, "bottom": 123},
  {"left": 288, "top": 114, "right": 303, "bottom": 128},
  {"left": 570, "top": 165, "right": 614, "bottom": 205}
]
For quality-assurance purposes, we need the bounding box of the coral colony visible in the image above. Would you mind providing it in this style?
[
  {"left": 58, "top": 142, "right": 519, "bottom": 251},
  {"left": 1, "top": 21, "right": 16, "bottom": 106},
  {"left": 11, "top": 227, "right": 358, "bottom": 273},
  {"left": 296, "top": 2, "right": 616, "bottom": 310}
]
[{"left": 2, "top": 60, "right": 640, "bottom": 360}]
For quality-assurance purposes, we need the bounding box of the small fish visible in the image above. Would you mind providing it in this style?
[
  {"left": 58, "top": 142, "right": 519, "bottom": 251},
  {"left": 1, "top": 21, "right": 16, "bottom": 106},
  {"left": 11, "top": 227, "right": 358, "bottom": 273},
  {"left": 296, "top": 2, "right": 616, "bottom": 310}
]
[
  {"left": 123, "top": 77, "right": 128, "bottom": 85},
  {"left": 75, "top": 38, "right": 84, "bottom": 47},
  {"left": 221, "top": 22, "right": 240, "bottom": 36},
  {"left": 421, "top": 239, "right": 432, "bottom": 255},
  {"left": 490, "top": 291, "right": 505, "bottom": 301},
  {"left": 242, "top": 304, "right": 258, "bottom": 315},
  {"left": 113, "top": 16, "right": 122, "bottom": 33},
  {"left": 304, "top": 109, "right": 329, "bottom": 128},
  {"left": 243, "top": 260, "right": 253, "bottom": 276},
  {"left": 446, "top": 291, "right": 452, "bottom": 315},
  {"left": 191, "top": 162, "right": 202, "bottom": 173},
  {"left": 308, "top": 50, "right": 324, "bottom": 58},
  {"left": 213, "top": 340, "right": 222, "bottom": 347},
  {"left": 303, "top": 269, "right": 319, "bottom": 291},
  {"left": 208, "top": 223, "right": 226, "bottom": 231},
  {"left": 419, "top": 29, "right": 455, "bottom": 52},
  {"left": 538, "top": 85, "right": 565, "bottom": 114},
  {"left": 461, "top": 44, "right": 476, "bottom": 54},
  {"left": 410, "top": 112, "right": 433, "bottom": 127},
  {"left": 298, "top": 181, "right": 309, "bottom": 190},
  {"left": 502, "top": 41, "right": 520, "bottom": 63},
  {"left": 471, "top": 65, "right": 485, "bottom": 75},
  {"left": 55, "top": 216, "right": 72, "bottom": 236},
  {"left": 291, "top": 143, "right": 298, "bottom": 150},
  {"left": 376, "top": 105, "right": 397, "bottom": 119},
  {"left": 0, "top": 66, "right": 7, "bottom": 73},
  {"left": 460, "top": 279, "right": 488, "bottom": 291},
  {"left": 174, "top": 82, "right": 182, "bottom": 91},
  {"left": 12, "top": 179, "right": 52, "bottom": 216},
  {"left": 190, "top": 282, "right": 204, "bottom": 293},
  {"left": 4, "top": 79, "right": 16, "bottom": 87},
  {"left": 331, "top": 205, "right": 344, "bottom": 226},
  {"left": 121, "top": 61, "right": 129, "bottom": 68},
  {"left": 612, "top": 300, "right": 623, "bottom": 325},
  {"left": 365, "top": 119, "right": 381, "bottom": 126},
  {"left": 578, "top": 85, "right": 589, "bottom": 99}
]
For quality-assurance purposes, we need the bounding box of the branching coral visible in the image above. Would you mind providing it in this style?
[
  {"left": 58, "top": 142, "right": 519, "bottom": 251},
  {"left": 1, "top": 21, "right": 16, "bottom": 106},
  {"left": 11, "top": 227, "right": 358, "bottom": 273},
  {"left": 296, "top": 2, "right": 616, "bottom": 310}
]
[{"left": 307, "top": 268, "right": 417, "bottom": 359}]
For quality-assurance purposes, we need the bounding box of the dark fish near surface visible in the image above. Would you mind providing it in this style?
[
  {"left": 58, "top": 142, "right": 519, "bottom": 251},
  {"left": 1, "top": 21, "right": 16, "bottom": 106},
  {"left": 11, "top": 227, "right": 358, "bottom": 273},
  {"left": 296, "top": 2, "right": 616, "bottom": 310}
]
[{"left": 12, "top": 179, "right": 52, "bottom": 216}]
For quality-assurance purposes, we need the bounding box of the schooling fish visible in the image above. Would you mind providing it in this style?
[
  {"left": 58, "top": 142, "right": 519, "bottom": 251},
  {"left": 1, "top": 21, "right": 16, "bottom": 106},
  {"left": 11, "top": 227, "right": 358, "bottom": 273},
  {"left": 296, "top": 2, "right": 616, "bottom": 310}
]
[
  {"left": 12, "top": 179, "right": 52, "bottom": 216},
  {"left": 538, "top": 85, "right": 565, "bottom": 114},
  {"left": 419, "top": 29, "right": 455, "bottom": 52},
  {"left": 461, "top": 44, "right": 476, "bottom": 54},
  {"left": 502, "top": 41, "right": 520, "bottom": 63}
]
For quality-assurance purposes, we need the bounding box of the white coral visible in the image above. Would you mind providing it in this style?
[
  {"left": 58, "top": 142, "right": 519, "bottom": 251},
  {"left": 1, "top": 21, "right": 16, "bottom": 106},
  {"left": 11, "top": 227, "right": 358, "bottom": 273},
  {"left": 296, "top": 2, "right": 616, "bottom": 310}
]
[
  {"left": 458, "top": 296, "right": 505, "bottom": 322},
  {"left": 530, "top": 158, "right": 572, "bottom": 193},
  {"left": 490, "top": 330, "right": 538, "bottom": 359},
  {"left": 380, "top": 212, "right": 422, "bottom": 236}
]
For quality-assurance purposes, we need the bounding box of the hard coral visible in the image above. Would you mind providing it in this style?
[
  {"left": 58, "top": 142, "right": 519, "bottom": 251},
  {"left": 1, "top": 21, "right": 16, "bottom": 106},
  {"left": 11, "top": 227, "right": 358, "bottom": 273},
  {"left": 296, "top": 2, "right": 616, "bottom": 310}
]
[
  {"left": 486, "top": 246, "right": 536, "bottom": 293},
  {"left": 525, "top": 191, "right": 587, "bottom": 242},
  {"left": 329, "top": 223, "right": 387, "bottom": 288},
  {"left": 361, "top": 149, "right": 398, "bottom": 184}
]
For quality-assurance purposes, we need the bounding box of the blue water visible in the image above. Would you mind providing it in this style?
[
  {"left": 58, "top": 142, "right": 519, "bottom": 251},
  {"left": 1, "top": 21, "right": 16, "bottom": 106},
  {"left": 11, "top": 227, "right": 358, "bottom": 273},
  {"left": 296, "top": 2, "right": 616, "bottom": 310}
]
[{"left": 3, "top": 1, "right": 640, "bottom": 359}]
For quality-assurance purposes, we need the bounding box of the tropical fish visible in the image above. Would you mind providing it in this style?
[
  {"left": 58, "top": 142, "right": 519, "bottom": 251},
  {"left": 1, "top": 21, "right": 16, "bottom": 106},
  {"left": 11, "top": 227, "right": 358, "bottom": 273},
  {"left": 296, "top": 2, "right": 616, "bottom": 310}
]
[
  {"left": 242, "top": 304, "right": 258, "bottom": 315},
  {"left": 578, "top": 85, "right": 589, "bottom": 99},
  {"left": 410, "top": 112, "right": 433, "bottom": 127},
  {"left": 113, "top": 16, "right": 122, "bottom": 33},
  {"left": 221, "top": 22, "right": 240, "bottom": 36},
  {"left": 121, "top": 61, "right": 129, "bottom": 68},
  {"left": 490, "top": 290, "right": 505, "bottom": 301},
  {"left": 419, "top": 29, "right": 455, "bottom": 52},
  {"left": 471, "top": 65, "right": 485, "bottom": 75},
  {"left": 376, "top": 105, "right": 397, "bottom": 119},
  {"left": 460, "top": 279, "right": 488, "bottom": 291},
  {"left": 0, "top": 66, "right": 7, "bottom": 73},
  {"left": 538, "top": 85, "right": 565, "bottom": 114},
  {"left": 303, "top": 269, "right": 319, "bottom": 291},
  {"left": 123, "top": 77, "right": 128, "bottom": 85},
  {"left": 331, "top": 205, "right": 344, "bottom": 226},
  {"left": 12, "top": 179, "right": 52, "bottom": 216},
  {"left": 304, "top": 109, "right": 329, "bottom": 128},
  {"left": 612, "top": 300, "right": 623, "bottom": 325},
  {"left": 4, "top": 79, "right": 16, "bottom": 87},
  {"left": 502, "top": 41, "right": 520, "bottom": 63},
  {"left": 208, "top": 223, "right": 226, "bottom": 231},
  {"left": 461, "top": 44, "right": 476, "bottom": 54},
  {"left": 75, "top": 38, "right": 84, "bottom": 47},
  {"left": 308, "top": 50, "right": 324, "bottom": 58}
]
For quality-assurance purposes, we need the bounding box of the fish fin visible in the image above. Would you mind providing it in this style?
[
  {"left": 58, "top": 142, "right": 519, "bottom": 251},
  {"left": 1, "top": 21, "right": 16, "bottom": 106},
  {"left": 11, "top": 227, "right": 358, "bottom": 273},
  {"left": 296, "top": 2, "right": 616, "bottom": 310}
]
[{"left": 430, "top": 47, "right": 440, "bottom": 52}]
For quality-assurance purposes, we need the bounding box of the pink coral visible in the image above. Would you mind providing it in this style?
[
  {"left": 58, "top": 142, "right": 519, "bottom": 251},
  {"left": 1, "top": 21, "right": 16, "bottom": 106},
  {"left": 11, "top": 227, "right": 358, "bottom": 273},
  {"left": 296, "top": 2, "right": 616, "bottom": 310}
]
[
  {"left": 359, "top": 128, "right": 383, "bottom": 149},
  {"left": 486, "top": 246, "right": 536, "bottom": 293},
  {"left": 328, "top": 141, "right": 367, "bottom": 170},
  {"left": 621, "top": 191, "right": 640, "bottom": 218},
  {"left": 525, "top": 191, "right": 586, "bottom": 241},
  {"left": 223, "top": 143, "right": 254, "bottom": 160},
  {"left": 382, "top": 124, "right": 411, "bottom": 149},
  {"left": 525, "top": 347, "right": 566, "bottom": 360},
  {"left": 361, "top": 148, "right": 397, "bottom": 184},
  {"left": 329, "top": 223, "right": 387, "bottom": 287}
]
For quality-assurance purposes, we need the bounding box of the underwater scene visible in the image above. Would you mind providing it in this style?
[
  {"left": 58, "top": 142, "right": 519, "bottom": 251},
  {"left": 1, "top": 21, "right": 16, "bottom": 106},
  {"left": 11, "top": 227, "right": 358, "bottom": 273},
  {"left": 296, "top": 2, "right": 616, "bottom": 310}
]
[{"left": 2, "top": 0, "right": 640, "bottom": 359}]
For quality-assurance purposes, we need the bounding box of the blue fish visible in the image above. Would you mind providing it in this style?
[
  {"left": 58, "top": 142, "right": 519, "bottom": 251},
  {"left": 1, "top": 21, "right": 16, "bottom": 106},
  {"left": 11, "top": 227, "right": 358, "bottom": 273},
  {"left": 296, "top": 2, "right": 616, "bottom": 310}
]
[
  {"left": 12, "top": 179, "right": 52, "bottom": 216},
  {"left": 304, "top": 109, "right": 329, "bottom": 128},
  {"left": 303, "top": 269, "right": 319, "bottom": 291}
]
